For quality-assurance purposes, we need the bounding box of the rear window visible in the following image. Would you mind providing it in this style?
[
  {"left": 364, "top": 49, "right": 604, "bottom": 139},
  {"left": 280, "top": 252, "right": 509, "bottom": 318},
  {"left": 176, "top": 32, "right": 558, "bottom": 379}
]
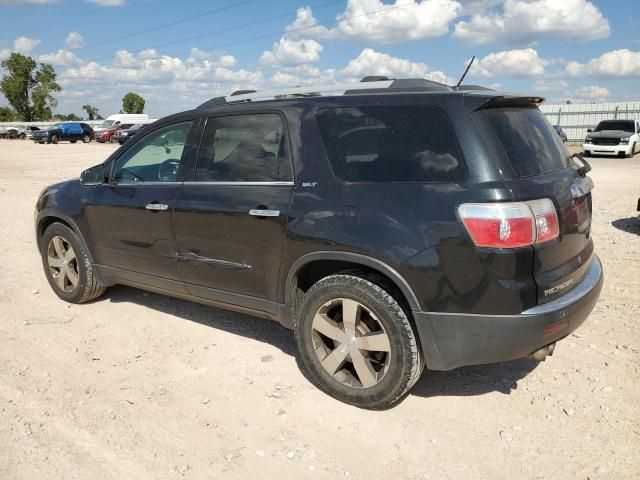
[
  {"left": 316, "top": 106, "right": 465, "bottom": 183},
  {"left": 476, "top": 107, "right": 570, "bottom": 178}
]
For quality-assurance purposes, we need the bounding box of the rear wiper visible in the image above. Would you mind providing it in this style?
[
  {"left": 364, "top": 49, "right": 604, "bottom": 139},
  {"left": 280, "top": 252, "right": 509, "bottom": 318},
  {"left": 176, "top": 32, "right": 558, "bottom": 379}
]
[{"left": 570, "top": 152, "right": 592, "bottom": 177}]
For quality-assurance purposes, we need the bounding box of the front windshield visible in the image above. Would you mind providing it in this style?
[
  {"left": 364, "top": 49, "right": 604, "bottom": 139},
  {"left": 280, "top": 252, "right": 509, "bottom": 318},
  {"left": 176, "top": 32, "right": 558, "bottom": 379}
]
[
  {"left": 594, "top": 120, "right": 634, "bottom": 133},
  {"left": 100, "top": 120, "right": 115, "bottom": 129}
]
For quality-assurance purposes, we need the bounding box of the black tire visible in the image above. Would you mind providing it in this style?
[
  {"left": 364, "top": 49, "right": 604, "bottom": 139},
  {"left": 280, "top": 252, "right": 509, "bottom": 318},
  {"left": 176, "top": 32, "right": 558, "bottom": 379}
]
[
  {"left": 19, "top": 132, "right": 26, "bottom": 140},
  {"left": 70, "top": 140, "right": 77, "bottom": 144},
  {"left": 629, "top": 143, "right": 636, "bottom": 158},
  {"left": 50, "top": 135, "right": 59, "bottom": 144},
  {"left": 295, "top": 273, "right": 423, "bottom": 409},
  {"left": 40, "top": 223, "right": 106, "bottom": 304},
  {"left": 583, "top": 150, "right": 591, "bottom": 157},
  {"left": 82, "top": 134, "right": 91, "bottom": 143}
]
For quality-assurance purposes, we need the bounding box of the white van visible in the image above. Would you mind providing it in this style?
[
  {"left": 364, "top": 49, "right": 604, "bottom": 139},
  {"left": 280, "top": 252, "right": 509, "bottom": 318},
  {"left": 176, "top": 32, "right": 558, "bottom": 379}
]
[{"left": 98, "top": 114, "right": 150, "bottom": 130}]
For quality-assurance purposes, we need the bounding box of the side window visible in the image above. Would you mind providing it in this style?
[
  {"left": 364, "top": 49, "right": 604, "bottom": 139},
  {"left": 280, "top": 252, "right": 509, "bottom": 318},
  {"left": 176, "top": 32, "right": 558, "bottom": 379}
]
[
  {"left": 316, "top": 106, "right": 465, "bottom": 183},
  {"left": 195, "top": 113, "right": 289, "bottom": 182},
  {"left": 112, "top": 121, "right": 193, "bottom": 184}
]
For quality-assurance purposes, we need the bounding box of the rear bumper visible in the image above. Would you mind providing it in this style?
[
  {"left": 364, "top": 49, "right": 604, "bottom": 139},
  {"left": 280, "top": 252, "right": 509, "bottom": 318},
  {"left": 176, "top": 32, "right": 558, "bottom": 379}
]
[
  {"left": 583, "top": 144, "right": 630, "bottom": 156},
  {"left": 413, "top": 255, "right": 603, "bottom": 371}
]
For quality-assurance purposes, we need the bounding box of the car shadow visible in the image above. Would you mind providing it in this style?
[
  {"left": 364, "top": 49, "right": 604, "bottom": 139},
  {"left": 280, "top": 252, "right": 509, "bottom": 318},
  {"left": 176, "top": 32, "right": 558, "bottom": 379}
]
[
  {"left": 611, "top": 216, "right": 640, "bottom": 235},
  {"left": 103, "top": 285, "right": 297, "bottom": 357},
  {"left": 102, "top": 285, "right": 539, "bottom": 402},
  {"left": 409, "top": 357, "right": 539, "bottom": 398}
]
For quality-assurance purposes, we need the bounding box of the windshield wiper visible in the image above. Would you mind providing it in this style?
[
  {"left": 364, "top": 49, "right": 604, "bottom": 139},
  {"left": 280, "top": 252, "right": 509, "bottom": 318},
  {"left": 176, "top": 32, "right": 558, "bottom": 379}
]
[{"left": 570, "top": 152, "right": 592, "bottom": 177}]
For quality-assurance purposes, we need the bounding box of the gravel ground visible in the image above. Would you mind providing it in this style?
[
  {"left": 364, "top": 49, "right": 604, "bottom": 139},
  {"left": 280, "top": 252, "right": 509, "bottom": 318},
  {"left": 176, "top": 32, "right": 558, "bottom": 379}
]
[{"left": 0, "top": 139, "right": 638, "bottom": 480}]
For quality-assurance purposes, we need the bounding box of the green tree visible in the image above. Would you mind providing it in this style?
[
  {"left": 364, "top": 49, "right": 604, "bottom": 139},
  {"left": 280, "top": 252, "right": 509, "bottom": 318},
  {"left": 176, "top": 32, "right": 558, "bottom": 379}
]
[
  {"left": 54, "top": 113, "right": 82, "bottom": 121},
  {"left": 0, "top": 53, "right": 61, "bottom": 121},
  {"left": 0, "top": 106, "right": 18, "bottom": 122},
  {"left": 121, "top": 92, "right": 145, "bottom": 114},
  {"left": 82, "top": 104, "right": 101, "bottom": 120}
]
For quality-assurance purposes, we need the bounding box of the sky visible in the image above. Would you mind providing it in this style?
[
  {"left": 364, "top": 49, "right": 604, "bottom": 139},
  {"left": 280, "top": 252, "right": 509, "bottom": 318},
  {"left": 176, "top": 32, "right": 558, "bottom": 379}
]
[{"left": 0, "top": 0, "right": 639, "bottom": 118}]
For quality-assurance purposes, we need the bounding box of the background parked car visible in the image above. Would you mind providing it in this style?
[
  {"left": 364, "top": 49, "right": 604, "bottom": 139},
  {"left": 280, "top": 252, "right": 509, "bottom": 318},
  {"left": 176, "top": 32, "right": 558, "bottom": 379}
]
[
  {"left": 553, "top": 125, "right": 568, "bottom": 143},
  {"left": 95, "top": 123, "right": 134, "bottom": 143},
  {"left": 32, "top": 122, "right": 94, "bottom": 144},
  {"left": 6, "top": 125, "right": 40, "bottom": 140},
  {"left": 113, "top": 123, "right": 146, "bottom": 144},
  {"left": 583, "top": 119, "right": 640, "bottom": 158}
]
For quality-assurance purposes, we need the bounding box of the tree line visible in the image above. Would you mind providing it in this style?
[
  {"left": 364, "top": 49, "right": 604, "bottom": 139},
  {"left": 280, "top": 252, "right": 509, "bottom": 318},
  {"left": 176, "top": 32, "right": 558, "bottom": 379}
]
[{"left": 0, "top": 52, "right": 146, "bottom": 122}]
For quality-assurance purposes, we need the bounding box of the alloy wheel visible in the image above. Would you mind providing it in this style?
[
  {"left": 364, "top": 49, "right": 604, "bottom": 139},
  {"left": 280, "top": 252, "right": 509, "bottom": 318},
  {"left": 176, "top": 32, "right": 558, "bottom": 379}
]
[
  {"left": 47, "top": 236, "right": 79, "bottom": 293},
  {"left": 311, "top": 298, "right": 391, "bottom": 389}
]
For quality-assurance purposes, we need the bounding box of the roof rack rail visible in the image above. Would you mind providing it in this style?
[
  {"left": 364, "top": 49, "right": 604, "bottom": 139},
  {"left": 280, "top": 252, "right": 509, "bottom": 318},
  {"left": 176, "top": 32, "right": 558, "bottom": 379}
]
[
  {"left": 231, "top": 89, "right": 257, "bottom": 96},
  {"left": 196, "top": 77, "right": 454, "bottom": 109},
  {"left": 361, "top": 75, "right": 390, "bottom": 82}
]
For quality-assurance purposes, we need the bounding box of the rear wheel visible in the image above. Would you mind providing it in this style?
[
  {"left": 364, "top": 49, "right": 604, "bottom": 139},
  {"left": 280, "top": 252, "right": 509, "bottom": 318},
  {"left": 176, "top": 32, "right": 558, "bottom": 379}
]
[
  {"left": 50, "top": 135, "right": 59, "bottom": 144},
  {"left": 40, "top": 223, "right": 106, "bottom": 303},
  {"left": 70, "top": 140, "right": 77, "bottom": 144},
  {"left": 82, "top": 134, "right": 91, "bottom": 143},
  {"left": 18, "top": 132, "right": 26, "bottom": 140},
  {"left": 295, "top": 273, "right": 423, "bottom": 409}
]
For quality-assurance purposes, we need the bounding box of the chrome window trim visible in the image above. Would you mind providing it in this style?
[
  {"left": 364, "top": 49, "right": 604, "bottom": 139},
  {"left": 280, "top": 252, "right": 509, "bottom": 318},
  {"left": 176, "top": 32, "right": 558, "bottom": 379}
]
[
  {"left": 104, "top": 182, "right": 182, "bottom": 186},
  {"left": 103, "top": 181, "right": 295, "bottom": 186},
  {"left": 185, "top": 181, "right": 294, "bottom": 186}
]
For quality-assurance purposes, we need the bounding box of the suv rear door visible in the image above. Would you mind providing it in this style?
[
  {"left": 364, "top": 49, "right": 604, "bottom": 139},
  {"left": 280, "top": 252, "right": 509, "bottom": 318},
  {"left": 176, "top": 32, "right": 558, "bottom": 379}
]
[
  {"left": 173, "top": 111, "right": 293, "bottom": 313},
  {"left": 473, "top": 103, "right": 594, "bottom": 305}
]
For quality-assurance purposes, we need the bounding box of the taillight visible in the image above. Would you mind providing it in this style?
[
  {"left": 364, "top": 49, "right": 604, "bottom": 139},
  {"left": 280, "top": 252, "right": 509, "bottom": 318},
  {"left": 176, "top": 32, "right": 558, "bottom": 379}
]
[
  {"left": 458, "top": 199, "right": 559, "bottom": 249},
  {"left": 528, "top": 199, "right": 560, "bottom": 243}
]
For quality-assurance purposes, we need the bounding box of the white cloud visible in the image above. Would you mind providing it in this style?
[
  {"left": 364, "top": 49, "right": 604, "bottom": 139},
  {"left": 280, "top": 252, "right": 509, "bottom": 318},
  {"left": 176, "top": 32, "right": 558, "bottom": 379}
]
[
  {"left": 565, "top": 49, "right": 640, "bottom": 78},
  {"left": 13, "top": 36, "right": 40, "bottom": 54},
  {"left": 574, "top": 85, "right": 610, "bottom": 101},
  {"left": 55, "top": 48, "right": 257, "bottom": 113},
  {"left": 284, "top": 7, "right": 336, "bottom": 40},
  {"left": 65, "top": 31, "right": 85, "bottom": 49},
  {"left": 341, "top": 48, "right": 453, "bottom": 84},
  {"left": 458, "top": 0, "right": 501, "bottom": 13},
  {"left": 0, "top": 48, "right": 10, "bottom": 60},
  {"left": 533, "top": 79, "right": 568, "bottom": 92},
  {"left": 471, "top": 48, "right": 548, "bottom": 77},
  {"left": 260, "top": 38, "right": 323, "bottom": 67},
  {"left": 336, "top": 0, "right": 462, "bottom": 43},
  {"left": 85, "top": 0, "right": 125, "bottom": 6},
  {"left": 38, "top": 49, "right": 81, "bottom": 66},
  {"left": 453, "top": 0, "right": 610, "bottom": 45}
]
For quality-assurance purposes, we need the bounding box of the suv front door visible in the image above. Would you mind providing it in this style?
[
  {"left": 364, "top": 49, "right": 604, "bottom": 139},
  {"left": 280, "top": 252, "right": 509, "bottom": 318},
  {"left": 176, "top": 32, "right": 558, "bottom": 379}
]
[
  {"left": 174, "top": 112, "right": 293, "bottom": 313},
  {"left": 87, "top": 119, "right": 196, "bottom": 288}
]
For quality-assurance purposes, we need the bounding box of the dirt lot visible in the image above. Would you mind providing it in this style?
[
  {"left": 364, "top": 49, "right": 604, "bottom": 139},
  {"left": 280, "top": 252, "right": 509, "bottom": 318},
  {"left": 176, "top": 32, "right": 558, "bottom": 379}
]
[{"left": 0, "top": 139, "right": 638, "bottom": 480}]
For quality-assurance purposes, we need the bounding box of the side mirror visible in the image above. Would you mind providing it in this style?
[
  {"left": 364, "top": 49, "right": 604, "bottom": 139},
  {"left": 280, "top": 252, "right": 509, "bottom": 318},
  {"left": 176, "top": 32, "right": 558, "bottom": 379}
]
[
  {"left": 587, "top": 128, "right": 593, "bottom": 133},
  {"left": 81, "top": 163, "right": 107, "bottom": 185}
]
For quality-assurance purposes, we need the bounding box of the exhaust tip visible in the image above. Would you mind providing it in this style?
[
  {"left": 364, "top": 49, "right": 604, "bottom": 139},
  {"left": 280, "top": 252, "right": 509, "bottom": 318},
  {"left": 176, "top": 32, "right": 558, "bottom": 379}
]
[{"left": 530, "top": 342, "right": 557, "bottom": 362}]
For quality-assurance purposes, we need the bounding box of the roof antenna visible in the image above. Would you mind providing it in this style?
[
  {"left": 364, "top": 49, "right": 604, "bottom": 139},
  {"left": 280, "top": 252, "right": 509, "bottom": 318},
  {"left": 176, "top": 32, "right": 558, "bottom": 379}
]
[{"left": 455, "top": 56, "right": 475, "bottom": 89}]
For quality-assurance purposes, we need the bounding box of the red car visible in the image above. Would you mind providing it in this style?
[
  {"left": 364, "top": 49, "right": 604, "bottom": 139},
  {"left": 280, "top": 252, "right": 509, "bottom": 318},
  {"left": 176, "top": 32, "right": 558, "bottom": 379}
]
[{"left": 94, "top": 123, "right": 133, "bottom": 143}]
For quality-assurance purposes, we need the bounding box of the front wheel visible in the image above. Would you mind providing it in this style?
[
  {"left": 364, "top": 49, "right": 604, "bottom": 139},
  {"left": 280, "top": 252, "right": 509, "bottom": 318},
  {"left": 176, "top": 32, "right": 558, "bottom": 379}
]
[
  {"left": 50, "top": 135, "right": 59, "bottom": 144},
  {"left": 629, "top": 143, "right": 637, "bottom": 158},
  {"left": 19, "top": 132, "right": 26, "bottom": 140},
  {"left": 295, "top": 273, "right": 423, "bottom": 409},
  {"left": 40, "top": 223, "right": 106, "bottom": 303},
  {"left": 70, "top": 140, "right": 77, "bottom": 144}
]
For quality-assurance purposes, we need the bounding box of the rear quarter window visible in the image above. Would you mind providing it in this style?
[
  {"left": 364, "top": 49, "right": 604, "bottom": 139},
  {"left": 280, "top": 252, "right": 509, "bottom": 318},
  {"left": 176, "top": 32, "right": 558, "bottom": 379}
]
[
  {"left": 475, "top": 107, "right": 571, "bottom": 178},
  {"left": 316, "top": 105, "right": 466, "bottom": 183}
]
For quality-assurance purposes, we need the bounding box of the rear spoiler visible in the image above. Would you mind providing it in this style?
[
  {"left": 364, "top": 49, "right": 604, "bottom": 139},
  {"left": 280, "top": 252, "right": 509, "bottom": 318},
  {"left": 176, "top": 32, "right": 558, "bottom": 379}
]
[{"left": 473, "top": 95, "right": 545, "bottom": 111}]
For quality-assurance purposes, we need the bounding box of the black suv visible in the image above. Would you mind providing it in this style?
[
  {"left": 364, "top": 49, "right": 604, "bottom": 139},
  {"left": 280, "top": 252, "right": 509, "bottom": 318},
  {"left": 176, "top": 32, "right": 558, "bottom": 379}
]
[
  {"left": 33, "top": 122, "right": 94, "bottom": 144},
  {"left": 35, "top": 78, "right": 603, "bottom": 408}
]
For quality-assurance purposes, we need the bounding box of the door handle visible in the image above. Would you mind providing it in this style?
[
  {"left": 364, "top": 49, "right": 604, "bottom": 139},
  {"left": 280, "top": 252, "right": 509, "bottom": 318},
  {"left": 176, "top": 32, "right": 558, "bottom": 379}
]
[
  {"left": 146, "top": 203, "right": 169, "bottom": 211},
  {"left": 249, "top": 208, "right": 280, "bottom": 217}
]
